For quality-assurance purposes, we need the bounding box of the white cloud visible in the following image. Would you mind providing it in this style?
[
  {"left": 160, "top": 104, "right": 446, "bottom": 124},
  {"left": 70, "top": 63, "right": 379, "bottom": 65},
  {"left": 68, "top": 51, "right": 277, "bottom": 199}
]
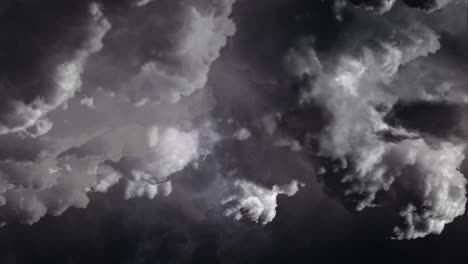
[
  {"left": 222, "top": 180, "right": 301, "bottom": 225},
  {"left": 233, "top": 128, "right": 252, "bottom": 141},
  {"left": 92, "top": 126, "right": 211, "bottom": 201}
]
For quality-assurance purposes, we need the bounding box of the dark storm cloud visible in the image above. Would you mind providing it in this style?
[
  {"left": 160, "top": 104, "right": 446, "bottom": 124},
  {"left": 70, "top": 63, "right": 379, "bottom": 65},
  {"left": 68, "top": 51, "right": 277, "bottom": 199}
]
[
  {"left": 0, "top": 0, "right": 300, "bottom": 231},
  {"left": 402, "top": 0, "right": 453, "bottom": 11},
  {"left": 0, "top": 0, "right": 467, "bottom": 263},
  {"left": 0, "top": 0, "right": 110, "bottom": 134},
  {"left": 384, "top": 101, "right": 468, "bottom": 139},
  {"left": 347, "top": 0, "right": 466, "bottom": 12},
  {"left": 280, "top": 2, "right": 467, "bottom": 239},
  {"left": 0, "top": 0, "right": 239, "bottom": 225}
]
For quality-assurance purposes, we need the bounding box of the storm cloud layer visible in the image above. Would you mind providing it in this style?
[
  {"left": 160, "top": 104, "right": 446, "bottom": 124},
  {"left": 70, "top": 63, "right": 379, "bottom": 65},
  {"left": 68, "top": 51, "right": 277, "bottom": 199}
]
[
  {"left": 0, "top": 0, "right": 238, "bottom": 225},
  {"left": 0, "top": 0, "right": 467, "bottom": 261}
]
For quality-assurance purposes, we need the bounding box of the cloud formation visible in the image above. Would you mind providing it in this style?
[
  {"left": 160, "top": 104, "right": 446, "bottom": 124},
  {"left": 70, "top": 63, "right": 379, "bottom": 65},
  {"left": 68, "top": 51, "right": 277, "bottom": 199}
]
[
  {"left": 0, "top": 0, "right": 465, "bottom": 245},
  {"left": 93, "top": 0, "right": 237, "bottom": 105},
  {"left": 284, "top": 5, "right": 467, "bottom": 238},
  {"left": 222, "top": 179, "right": 301, "bottom": 225},
  {"left": 0, "top": 2, "right": 110, "bottom": 135},
  {"left": 94, "top": 126, "right": 203, "bottom": 199},
  {"left": 0, "top": 0, "right": 237, "bottom": 226}
]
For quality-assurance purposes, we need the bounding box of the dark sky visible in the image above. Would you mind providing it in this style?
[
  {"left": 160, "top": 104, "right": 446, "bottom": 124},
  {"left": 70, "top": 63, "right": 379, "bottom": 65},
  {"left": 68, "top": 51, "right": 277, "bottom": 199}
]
[{"left": 0, "top": 0, "right": 467, "bottom": 263}]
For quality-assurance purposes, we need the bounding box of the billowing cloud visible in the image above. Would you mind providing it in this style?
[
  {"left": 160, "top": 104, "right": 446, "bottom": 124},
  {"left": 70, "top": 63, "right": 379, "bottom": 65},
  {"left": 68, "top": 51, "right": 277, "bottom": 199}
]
[
  {"left": 284, "top": 7, "right": 467, "bottom": 238},
  {"left": 89, "top": 0, "right": 237, "bottom": 105},
  {"left": 0, "top": 122, "right": 218, "bottom": 225},
  {"left": 222, "top": 179, "right": 301, "bottom": 225},
  {"left": 94, "top": 126, "right": 205, "bottom": 199},
  {"left": 0, "top": 0, "right": 236, "bottom": 226},
  {"left": 0, "top": 0, "right": 465, "bottom": 248},
  {"left": 392, "top": 141, "right": 466, "bottom": 239},
  {"left": 0, "top": 2, "right": 110, "bottom": 135}
]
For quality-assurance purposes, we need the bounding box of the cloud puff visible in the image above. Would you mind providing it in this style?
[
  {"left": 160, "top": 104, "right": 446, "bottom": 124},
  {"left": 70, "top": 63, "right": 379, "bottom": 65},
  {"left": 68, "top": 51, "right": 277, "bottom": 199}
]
[
  {"left": 132, "top": 0, "right": 155, "bottom": 7},
  {"left": 233, "top": 128, "right": 252, "bottom": 141},
  {"left": 348, "top": 0, "right": 397, "bottom": 13},
  {"left": 222, "top": 179, "right": 301, "bottom": 225},
  {"left": 0, "top": 157, "right": 100, "bottom": 225},
  {"left": 392, "top": 141, "right": 466, "bottom": 239},
  {"left": 94, "top": 126, "right": 203, "bottom": 199}
]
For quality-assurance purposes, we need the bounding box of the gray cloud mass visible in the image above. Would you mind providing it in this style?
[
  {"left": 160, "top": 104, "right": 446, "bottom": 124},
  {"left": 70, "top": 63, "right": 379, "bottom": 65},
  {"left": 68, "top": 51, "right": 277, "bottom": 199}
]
[{"left": 0, "top": 0, "right": 466, "bottom": 248}]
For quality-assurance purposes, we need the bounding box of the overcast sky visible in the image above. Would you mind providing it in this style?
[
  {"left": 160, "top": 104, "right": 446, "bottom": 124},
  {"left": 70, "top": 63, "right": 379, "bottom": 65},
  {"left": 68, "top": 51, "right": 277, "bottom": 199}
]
[{"left": 0, "top": 0, "right": 467, "bottom": 263}]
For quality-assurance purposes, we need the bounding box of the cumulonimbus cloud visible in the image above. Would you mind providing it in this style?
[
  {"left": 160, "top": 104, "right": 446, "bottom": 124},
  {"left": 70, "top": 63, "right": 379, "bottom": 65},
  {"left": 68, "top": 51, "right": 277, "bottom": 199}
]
[{"left": 283, "top": 6, "right": 467, "bottom": 239}]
